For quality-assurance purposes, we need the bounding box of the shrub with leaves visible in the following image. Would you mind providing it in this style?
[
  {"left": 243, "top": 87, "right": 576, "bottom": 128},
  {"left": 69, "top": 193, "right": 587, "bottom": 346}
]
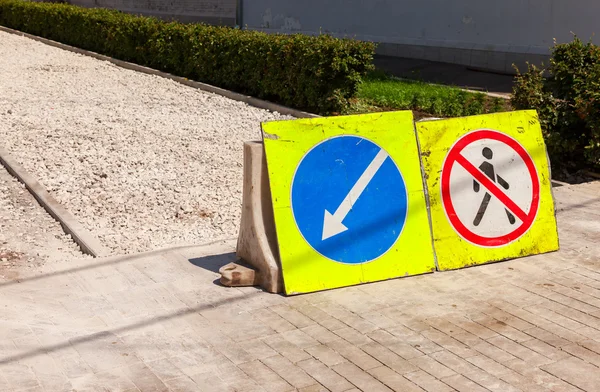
[
  {"left": 0, "top": 0, "right": 375, "bottom": 113},
  {"left": 573, "top": 63, "right": 600, "bottom": 165},
  {"left": 512, "top": 37, "right": 600, "bottom": 170}
]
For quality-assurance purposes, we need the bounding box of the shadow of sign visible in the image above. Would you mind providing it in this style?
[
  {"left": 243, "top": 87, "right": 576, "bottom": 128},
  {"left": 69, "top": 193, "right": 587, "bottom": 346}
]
[{"left": 188, "top": 252, "right": 237, "bottom": 274}]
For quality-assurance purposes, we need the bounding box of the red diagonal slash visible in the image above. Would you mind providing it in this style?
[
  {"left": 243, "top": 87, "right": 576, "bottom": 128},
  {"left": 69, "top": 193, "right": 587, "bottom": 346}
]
[{"left": 455, "top": 154, "right": 529, "bottom": 223}]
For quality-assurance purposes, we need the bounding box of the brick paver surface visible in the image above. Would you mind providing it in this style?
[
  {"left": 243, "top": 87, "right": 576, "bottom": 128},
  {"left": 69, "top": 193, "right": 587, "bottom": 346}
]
[{"left": 0, "top": 182, "right": 598, "bottom": 391}]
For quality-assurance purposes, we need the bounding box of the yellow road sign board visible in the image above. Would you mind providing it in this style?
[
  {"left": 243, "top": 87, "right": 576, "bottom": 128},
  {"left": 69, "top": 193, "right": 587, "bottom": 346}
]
[
  {"left": 262, "top": 111, "right": 436, "bottom": 294},
  {"left": 416, "top": 110, "right": 559, "bottom": 270}
]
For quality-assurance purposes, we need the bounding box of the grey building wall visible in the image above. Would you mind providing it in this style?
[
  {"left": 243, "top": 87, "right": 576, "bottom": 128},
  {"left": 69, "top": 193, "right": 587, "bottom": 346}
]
[
  {"left": 69, "top": 0, "right": 237, "bottom": 26},
  {"left": 240, "top": 0, "right": 600, "bottom": 73}
]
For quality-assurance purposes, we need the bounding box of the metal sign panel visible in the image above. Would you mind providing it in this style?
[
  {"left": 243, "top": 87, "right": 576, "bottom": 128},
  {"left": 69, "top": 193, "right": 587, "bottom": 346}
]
[
  {"left": 417, "top": 110, "right": 559, "bottom": 270},
  {"left": 263, "top": 111, "right": 436, "bottom": 294}
]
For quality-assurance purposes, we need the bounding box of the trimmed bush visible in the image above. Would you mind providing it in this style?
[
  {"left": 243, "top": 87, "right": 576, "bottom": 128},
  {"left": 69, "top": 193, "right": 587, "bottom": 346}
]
[
  {"left": 512, "top": 37, "right": 600, "bottom": 170},
  {"left": 0, "top": 0, "right": 375, "bottom": 114}
]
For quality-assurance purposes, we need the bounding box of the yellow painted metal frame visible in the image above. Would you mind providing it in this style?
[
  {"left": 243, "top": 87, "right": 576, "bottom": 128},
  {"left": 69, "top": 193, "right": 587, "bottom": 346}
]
[
  {"left": 416, "top": 110, "right": 559, "bottom": 270},
  {"left": 263, "top": 111, "right": 436, "bottom": 294}
]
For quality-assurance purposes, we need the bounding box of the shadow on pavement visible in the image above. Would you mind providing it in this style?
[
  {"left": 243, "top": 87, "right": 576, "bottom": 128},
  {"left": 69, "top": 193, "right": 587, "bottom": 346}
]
[
  {"left": 0, "top": 290, "right": 260, "bottom": 366},
  {"left": 0, "top": 239, "right": 236, "bottom": 289},
  {"left": 188, "top": 252, "right": 237, "bottom": 274}
]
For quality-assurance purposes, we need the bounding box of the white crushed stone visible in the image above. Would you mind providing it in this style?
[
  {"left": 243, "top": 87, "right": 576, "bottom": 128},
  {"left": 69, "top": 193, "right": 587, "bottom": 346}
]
[
  {"left": 0, "top": 30, "right": 292, "bottom": 255},
  {"left": 0, "top": 165, "right": 85, "bottom": 279}
]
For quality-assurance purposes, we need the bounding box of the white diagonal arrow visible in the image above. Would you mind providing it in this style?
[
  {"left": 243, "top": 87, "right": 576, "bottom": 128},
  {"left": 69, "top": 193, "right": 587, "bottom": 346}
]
[{"left": 322, "top": 148, "right": 389, "bottom": 241}]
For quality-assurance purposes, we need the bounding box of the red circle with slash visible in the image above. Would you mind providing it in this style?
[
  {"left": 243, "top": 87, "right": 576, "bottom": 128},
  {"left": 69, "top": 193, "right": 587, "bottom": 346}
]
[{"left": 441, "top": 130, "right": 540, "bottom": 247}]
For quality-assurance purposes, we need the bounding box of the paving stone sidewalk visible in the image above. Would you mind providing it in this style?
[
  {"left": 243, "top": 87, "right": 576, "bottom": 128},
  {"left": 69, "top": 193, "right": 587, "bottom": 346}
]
[{"left": 0, "top": 181, "right": 599, "bottom": 392}]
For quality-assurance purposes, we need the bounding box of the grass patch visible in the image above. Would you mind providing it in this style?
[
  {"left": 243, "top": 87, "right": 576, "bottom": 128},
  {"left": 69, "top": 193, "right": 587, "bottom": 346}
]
[{"left": 350, "top": 71, "right": 511, "bottom": 117}]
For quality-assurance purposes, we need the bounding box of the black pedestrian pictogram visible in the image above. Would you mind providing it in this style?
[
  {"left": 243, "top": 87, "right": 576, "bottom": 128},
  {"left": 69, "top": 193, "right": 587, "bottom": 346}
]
[{"left": 473, "top": 147, "right": 516, "bottom": 226}]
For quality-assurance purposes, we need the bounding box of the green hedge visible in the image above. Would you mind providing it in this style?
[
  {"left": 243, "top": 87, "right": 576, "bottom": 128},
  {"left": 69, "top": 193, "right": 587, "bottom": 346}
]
[
  {"left": 512, "top": 37, "right": 600, "bottom": 171},
  {"left": 0, "top": 0, "right": 375, "bottom": 114}
]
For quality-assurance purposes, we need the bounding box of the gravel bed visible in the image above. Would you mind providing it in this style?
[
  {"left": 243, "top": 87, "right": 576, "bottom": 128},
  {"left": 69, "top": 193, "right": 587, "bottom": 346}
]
[
  {"left": 0, "top": 30, "right": 291, "bottom": 255},
  {"left": 0, "top": 165, "right": 84, "bottom": 280}
]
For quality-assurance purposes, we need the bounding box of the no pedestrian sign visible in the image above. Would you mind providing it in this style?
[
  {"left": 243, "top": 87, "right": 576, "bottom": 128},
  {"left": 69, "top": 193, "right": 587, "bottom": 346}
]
[
  {"left": 417, "top": 111, "right": 559, "bottom": 270},
  {"left": 263, "top": 112, "right": 436, "bottom": 295},
  {"left": 441, "top": 130, "right": 540, "bottom": 247}
]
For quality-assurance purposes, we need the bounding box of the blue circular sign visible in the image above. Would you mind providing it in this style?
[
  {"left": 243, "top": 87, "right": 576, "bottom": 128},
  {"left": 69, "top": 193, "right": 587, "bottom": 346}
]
[{"left": 291, "top": 135, "right": 408, "bottom": 264}]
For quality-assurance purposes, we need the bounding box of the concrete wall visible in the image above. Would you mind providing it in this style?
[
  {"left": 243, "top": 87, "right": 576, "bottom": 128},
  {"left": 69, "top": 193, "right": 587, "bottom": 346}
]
[
  {"left": 240, "top": 0, "right": 600, "bottom": 73},
  {"left": 69, "top": 0, "right": 237, "bottom": 25}
]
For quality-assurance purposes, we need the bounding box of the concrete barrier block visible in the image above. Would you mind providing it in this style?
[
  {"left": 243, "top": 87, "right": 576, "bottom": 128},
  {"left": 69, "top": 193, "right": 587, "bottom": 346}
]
[
  {"left": 219, "top": 262, "right": 259, "bottom": 287},
  {"left": 226, "top": 141, "right": 283, "bottom": 293}
]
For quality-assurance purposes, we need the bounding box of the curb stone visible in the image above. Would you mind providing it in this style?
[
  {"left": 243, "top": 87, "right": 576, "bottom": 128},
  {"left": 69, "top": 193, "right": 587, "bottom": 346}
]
[
  {"left": 0, "top": 25, "right": 319, "bottom": 119},
  {"left": 0, "top": 147, "right": 109, "bottom": 257}
]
